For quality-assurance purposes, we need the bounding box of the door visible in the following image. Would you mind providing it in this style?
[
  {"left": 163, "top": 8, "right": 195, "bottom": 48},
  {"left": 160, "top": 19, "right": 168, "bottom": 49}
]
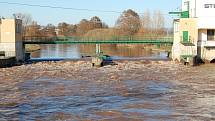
[{"left": 183, "top": 31, "right": 189, "bottom": 42}]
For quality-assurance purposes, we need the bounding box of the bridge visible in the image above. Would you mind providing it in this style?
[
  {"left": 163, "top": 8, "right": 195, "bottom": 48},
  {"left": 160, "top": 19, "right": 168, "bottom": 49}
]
[{"left": 23, "top": 36, "right": 173, "bottom": 45}]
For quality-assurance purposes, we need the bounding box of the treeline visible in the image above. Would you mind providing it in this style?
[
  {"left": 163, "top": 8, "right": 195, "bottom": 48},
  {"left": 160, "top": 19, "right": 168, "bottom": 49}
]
[{"left": 14, "top": 9, "right": 171, "bottom": 39}]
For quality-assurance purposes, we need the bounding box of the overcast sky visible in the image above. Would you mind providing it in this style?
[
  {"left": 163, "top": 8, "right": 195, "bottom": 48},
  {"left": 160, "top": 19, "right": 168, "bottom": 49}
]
[{"left": 0, "top": 0, "right": 181, "bottom": 27}]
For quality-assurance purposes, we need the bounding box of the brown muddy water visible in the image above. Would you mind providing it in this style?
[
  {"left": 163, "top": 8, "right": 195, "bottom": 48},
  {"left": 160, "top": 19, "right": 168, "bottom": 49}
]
[
  {"left": 0, "top": 61, "right": 215, "bottom": 120},
  {"left": 30, "top": 44, "right": 170, "bottom": 60}
]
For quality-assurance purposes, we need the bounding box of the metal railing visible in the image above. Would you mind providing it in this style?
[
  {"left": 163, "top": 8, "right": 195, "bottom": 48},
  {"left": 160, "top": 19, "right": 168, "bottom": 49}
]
[
  {"left": 23, "top": 35, "right": 173, "bottom": 43},
  {"left": 180, "top": 36, "right": 195, "bottom": 46}
]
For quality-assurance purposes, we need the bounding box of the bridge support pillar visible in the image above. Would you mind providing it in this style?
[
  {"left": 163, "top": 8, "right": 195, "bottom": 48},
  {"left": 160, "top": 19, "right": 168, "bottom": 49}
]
[
  {"left": 96, "top": 44, "right": 101, "bottom": 54},
  {"left": 15, "top": 41, "right": 26, "bottom": 62}
]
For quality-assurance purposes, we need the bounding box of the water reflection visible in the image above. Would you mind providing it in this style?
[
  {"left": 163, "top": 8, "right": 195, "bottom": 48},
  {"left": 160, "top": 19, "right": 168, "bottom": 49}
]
[
  {"left": 31, "top": 44, "right": 170, "bottom": 60},
  {"left": 31, "top": 44, "right": 81, "bottom": 59}
]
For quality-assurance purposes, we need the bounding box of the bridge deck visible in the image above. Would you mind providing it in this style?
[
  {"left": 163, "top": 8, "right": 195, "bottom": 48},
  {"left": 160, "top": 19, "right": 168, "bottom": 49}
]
[
  {"left": 24, "top": 40, "right": 173, "bottom": 44},
  {"left": 23, "top": 36, "right": 173, "bottom": 45}
]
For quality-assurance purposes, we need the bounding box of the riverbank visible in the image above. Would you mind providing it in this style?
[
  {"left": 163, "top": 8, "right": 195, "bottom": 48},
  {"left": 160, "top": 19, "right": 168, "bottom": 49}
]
[{"left": 0, "top": 60, "right": 214, "bottom": 120}]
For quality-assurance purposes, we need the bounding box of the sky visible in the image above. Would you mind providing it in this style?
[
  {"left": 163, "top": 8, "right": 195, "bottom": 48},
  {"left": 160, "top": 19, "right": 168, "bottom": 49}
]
[{"left": 0, "top": 0, "right": 181, "bottom": 27}]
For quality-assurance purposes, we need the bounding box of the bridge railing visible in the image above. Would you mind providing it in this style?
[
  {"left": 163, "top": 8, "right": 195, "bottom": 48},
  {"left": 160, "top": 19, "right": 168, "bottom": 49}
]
[
  {"left": 23, "top": 36, "right": 59, "bottom": 41},
  {"left": 23, "top": 35, "right": 173, "bottom": 43},
  {"left": 77, "top": 35, "right": 173, "bottom": 43},
  {"left": 63, "top": 35, "right": 172, "bottom": 41}
]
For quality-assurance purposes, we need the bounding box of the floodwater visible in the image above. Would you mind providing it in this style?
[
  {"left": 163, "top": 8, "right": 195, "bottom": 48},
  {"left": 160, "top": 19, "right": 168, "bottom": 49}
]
[
  {"left": 30, "top": 44, "right": 170, "bottom": 60},
  {"left": 1, "top": 46, "right": 215, "bottom": 120},
  {"left": 0, "top": 78, "right": 179, "bottom": 120},
  {"left": 1, "top": 74, "right": 214, "bottom": 121}
]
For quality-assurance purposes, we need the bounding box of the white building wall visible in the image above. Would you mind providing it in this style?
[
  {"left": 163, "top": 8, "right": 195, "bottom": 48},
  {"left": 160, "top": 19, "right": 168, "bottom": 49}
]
[
  {"left": 198, "top": 17, "right": 215, "bottom": 29},
  {"left": 196, "top": 0, "right": 215, "bottom": 18},
  {"left": 178, "top": 0, "right": 215, "bottom": 62},
  {"left": 182, "top": 0, "right": 215, "bottom": 18}
]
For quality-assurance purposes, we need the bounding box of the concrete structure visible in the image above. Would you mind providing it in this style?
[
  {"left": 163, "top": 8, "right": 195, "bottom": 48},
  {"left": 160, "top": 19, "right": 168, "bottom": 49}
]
[
  {"left": 0, "top": 18, "right": 25, "bottom": 62},
  {"left": 172, "top": 0, "right": 215, "bottom": 63}
]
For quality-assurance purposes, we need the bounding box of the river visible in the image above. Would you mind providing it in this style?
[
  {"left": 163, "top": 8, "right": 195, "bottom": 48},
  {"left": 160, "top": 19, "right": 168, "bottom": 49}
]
[
  {"left": 0, "top": 61, "right": 214, "bottom": 120},
  {"left": 30, "top": 44, "right": 170, "bottom": 60},
  {"left": 2, "top": 44, "right": 214, "bottom": 120}
]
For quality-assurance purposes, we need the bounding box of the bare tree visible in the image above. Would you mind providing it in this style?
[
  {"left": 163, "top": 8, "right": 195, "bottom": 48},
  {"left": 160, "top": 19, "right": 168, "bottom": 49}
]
[
  {"left": 140, "top": 10, "right": 152, "bottom": 35},
  {"left": 58, "top": 22, "right": 70, "bottom": 36},
  {"left": 76, "top": 16, "right": 109, "bottom": 36},
  {"left": 13, "top": 13, "right": 32, "bottom": 36},
  {"left": 24, "top": 21, "right": 41, "bottom": 37},
  {"left": 90, "top": 16, "right": 102, "bottom": 29},
  {"left": 57, "top": 22, "right": 77, "bottom": 36},
  {"left": 41, "top": 24, "right": 56, "bottom": 37},
  {"left": 152, "top": 10, "right": 165, "bottom": 36},
  {"left": 116, "top": 9, "right": 141, "bottom": 36},
  {"left": 68, "top": 24, "right": 77, "bottom": 36},
  {"left": 102, "top": 22, "right": 109, "bottom": 28},
  {"left": 77, "top": 19, "right": 91, "bottom": 35}
]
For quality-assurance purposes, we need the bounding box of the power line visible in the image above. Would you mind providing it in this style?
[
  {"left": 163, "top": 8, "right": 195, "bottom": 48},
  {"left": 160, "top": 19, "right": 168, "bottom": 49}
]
[
  {"left": 0, "top": 1, "right": 122, "bottom": 14},
  {"left": 0, "top": 1, "right": 171, "bottom": 16}
]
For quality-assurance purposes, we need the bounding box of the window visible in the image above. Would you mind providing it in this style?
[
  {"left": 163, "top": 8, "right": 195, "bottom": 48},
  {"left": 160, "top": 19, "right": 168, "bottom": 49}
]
[
  {"left": 207, "top": 30, "right": 215, "bottom": 41},
  {"left": 174, "top": 22, "right": 179, "bottom": 33}
]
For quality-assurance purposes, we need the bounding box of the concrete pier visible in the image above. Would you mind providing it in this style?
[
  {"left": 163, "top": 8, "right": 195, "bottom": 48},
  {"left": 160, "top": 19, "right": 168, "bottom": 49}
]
[{"left": 0, "top": 18, "right": 25, "bottom": 63}]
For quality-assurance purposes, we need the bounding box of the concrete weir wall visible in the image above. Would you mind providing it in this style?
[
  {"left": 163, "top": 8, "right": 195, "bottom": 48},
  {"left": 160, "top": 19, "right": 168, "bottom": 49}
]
[
  {"left": 0, "top": 18, "right": 25, "bottom": 63},
  {"left": 0, "top": 43, "right": 16, "bottom": 56}
]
